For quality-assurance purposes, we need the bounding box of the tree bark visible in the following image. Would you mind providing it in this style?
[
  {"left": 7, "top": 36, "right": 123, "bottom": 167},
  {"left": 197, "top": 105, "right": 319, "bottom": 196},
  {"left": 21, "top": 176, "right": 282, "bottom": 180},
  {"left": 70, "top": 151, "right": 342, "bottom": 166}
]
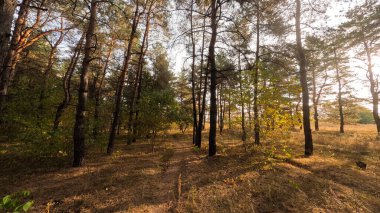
[
  {"left": 208, "top": 0, "right": 218, "bottom": 156},
  {"left": 296, "top": 0, "right": 313, "bottom": 156},
  {"left": 238, "top": 54, "right": 246, "bottom": 141},
  {"left": 253, "top": 1, "right": 260, "bottom": 145},
  {"left": 93, "top": 38, "right": 114, "bottom": 138},
  {"left": 128, "top": 1, "right": 153, "bottom": 144},
  {"left": 196, "top": 68, "right": 207, "bottom": 148},
  {"left": 0, "top": 0, "right": 31, "bottom": 112},
  {"left": 73, "top": 0, "right": 98, "bottom": 167},
  {"left": 53, "top": 34, "right": 84, "bottom": 130},
  {"left": 311, "top": 65, "right": 318, "bottom": 131},
  {"left": 107, "top": 2, "right": 142, "bottom": 154},
  {"left": 0, "top": 0, "right": 16, "bottom": 69},
  {"left": 190, "top": 0, "right": 198, "bottom": 145},
  {"left": 195, "top": 8, "right": 207, "bottom": 148},
  {"left": 363, "top": 41, "right": 380, "bottom": 134},
  {"left": 312, "top": 63, "right": 328, "bottom": 131},
  {"left": 334, "top": 49, "right": 344, "bottom": 134},
  {"left": 219, "top": 84, "right": 225, "bottom": 135}
]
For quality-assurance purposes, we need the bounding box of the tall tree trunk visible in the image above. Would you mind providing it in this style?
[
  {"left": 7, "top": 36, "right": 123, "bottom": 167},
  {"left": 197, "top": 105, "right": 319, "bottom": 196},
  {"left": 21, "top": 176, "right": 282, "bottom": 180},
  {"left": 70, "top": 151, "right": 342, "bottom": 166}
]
[
  {"left": 253, "top": 1, "right": 260, "bottom": 145},
  {"left": 0, "top": 0, "right": 16, "bottom": 69},
  {"left": 334, "top": 49, "right": 344, "bottom": 134},
  {"left": 190, "top": 0, "right": 198, "bottom": 145},
  {"left": 208, "top": 0, "right": 218, "bottom": 156},
  {"left": 311, "top": 66, "right": 319, "bottom": 131},
  {"left": 53, "top": 35, "right": 84, "bottom": 130},
  {"left": 228, "top": 92, "right": 231, "bottom": 129},
  {"left": 195, "top": 8, "right": 207, "bottom": 148},
  {"left": 0, "top": 0, "right": 30, "bottom": 112},
  {"left": 108, "top": 2, "right": 142, "bottom": 154},
  {"left": 296, "top": 0, "right": 313, "bottom": 156},
  {"left": 312, "top": 65, "right": 328, "bottom": 131},
  {"left": 238, "top": 54, "right": 246, "bottom": 141},
  {"left": 73, "top": 0, "right": 98, "bottom": 167},
  {"left": 219, "top": 84, "right": 225, "bottom": 135},
  {"left": 93, "top": 38, "right": 114, "bottom": 138},
  {"left": 240, "top": 77, "right": 246, "bottom": 142},
  {"left": 363, "top": 41, "right": 380, "bottom": 134},
  {"left": 128, "top": 2, "right": 152, "bottom": 144},
  {"left": 248, "top": 101, "right": 252, "bottom": 129}
]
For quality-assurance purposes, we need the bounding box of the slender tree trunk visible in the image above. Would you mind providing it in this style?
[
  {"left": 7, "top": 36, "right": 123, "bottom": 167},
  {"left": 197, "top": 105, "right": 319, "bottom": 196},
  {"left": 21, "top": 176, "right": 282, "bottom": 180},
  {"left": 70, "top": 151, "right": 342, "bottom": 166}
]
[
  {"left": 219, "top": 84, "right": 225, "bottom": 135},
  {"left": 195, "top": 8, "right": 207, "bottom": 148},
  {"left": 203, "top": 108, "right": 206, "bottom": 130},
  {"left": 53, "top": 35, "right": 84, "bottom": 130},
  {"left": 238, "top": 54, "right": 246, "bottom": 141},
  {"left": 240, "top": 77, "right": 246, "bottom": 142},
  {"left": 311, "top": 66, "right": 319, "bottom": 131},
  {"left": 73, "top": 0, "right": 98, "bottom": 167},
  {"left": 93, "top": 38, "right": 114, "bottom": 138},
  {"left": 296, "top": 0, "right": 313, "bottom": 156},
  {"left": 208, "top": 0, "right": 218, "bottom": 156},
  {"left": 312, "top": 65, "right": 328, "bottom": 131},
  {"left": 253, "top": 1, "right": 260, "bottom": 145},
  {"left": 190, "top": 0, "right": 198, "bottom": 145},
  {"left": 363, "top": 41, "right": 380, "bottom": 134},
  {"left": 0, "top": 0, "right": 17, "bottom": 69},
  {"left": 131, "top": 46, "right": 148, "bottom": 143},
  {"left": 39, "top": 32, "right": 64, "bottom": 118},
  {"left": 108, "top": 2, "right": 142, "bottom": 154},
  {"left": 334, "top": 49, "right": 344, "bottom": 134},
  {"left": 0, "top": 0, "right": 30, "bottom": 112},
  {"left": 295, "top": 96, "right": 303, "bottom": 130},
  {"left": 248, "top": 101, "right": 252, "bottom": 129},
  {"left": 127, "top": 2, "right": 152, "bottom": 144}
]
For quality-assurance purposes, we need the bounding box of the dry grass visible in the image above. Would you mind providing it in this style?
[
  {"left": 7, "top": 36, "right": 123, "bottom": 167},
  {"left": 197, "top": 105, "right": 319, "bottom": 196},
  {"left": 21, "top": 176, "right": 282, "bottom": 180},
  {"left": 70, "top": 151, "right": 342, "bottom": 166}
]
[{"left": 0, "top": 123, "right": 380, "bottom": 212}]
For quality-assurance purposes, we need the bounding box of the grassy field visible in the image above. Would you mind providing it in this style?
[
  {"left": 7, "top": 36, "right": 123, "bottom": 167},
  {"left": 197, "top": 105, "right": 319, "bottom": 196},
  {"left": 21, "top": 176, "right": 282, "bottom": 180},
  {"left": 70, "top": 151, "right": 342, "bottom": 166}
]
[{"left": 1, "top": 122, "right": 379, "bottom": 212}]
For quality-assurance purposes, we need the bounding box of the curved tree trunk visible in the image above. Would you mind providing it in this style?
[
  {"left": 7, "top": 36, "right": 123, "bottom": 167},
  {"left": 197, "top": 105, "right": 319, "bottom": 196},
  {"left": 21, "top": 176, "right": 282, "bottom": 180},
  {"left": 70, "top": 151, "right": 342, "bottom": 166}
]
[
  {"left": 39, "top": 30, "right": 64, "bottom": 119},
  {"left": 53, "top": 34, "right": 84, "bottom": 130}
]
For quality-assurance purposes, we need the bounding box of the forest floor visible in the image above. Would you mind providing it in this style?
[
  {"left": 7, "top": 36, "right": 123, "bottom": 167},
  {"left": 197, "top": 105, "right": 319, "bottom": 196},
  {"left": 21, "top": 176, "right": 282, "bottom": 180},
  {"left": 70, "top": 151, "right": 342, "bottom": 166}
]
[{"left": 1, "top": 123, "right": 380, "bottom": 212}]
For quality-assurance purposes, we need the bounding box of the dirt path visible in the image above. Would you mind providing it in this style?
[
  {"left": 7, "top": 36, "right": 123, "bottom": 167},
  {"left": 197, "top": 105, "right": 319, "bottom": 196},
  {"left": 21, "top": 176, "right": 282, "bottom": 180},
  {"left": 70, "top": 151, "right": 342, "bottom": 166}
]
[
  {"left": 159, "top": 138, "right": 196, "bottom": 211},
  {"left": 129, "top": 135, "right": 197, "bottom": 212}
]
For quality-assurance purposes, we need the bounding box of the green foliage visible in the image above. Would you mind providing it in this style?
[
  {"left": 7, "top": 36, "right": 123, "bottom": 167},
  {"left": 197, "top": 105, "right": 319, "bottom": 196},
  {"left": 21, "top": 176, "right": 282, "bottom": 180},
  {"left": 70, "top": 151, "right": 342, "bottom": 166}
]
[
  {"left": 257, "top": 59, "right": 301, "bottom": 141},
  {"left": 138, "top": 88, "right": 176, "bottom": 137},
  {"left": 172, "top": 104, "right": 193, "bottom": 133},
  {"left": 358, "top": 109, "right": 375, "bottom": 124},
  {"left": 172, "top": 70, "right": 193, "bottom": 133},
  {"left": 321, "top": 101, "right": 374, "bottom": 124},
  {"left": 0, "top": 191, "right": 34, "bottom": 212}
]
